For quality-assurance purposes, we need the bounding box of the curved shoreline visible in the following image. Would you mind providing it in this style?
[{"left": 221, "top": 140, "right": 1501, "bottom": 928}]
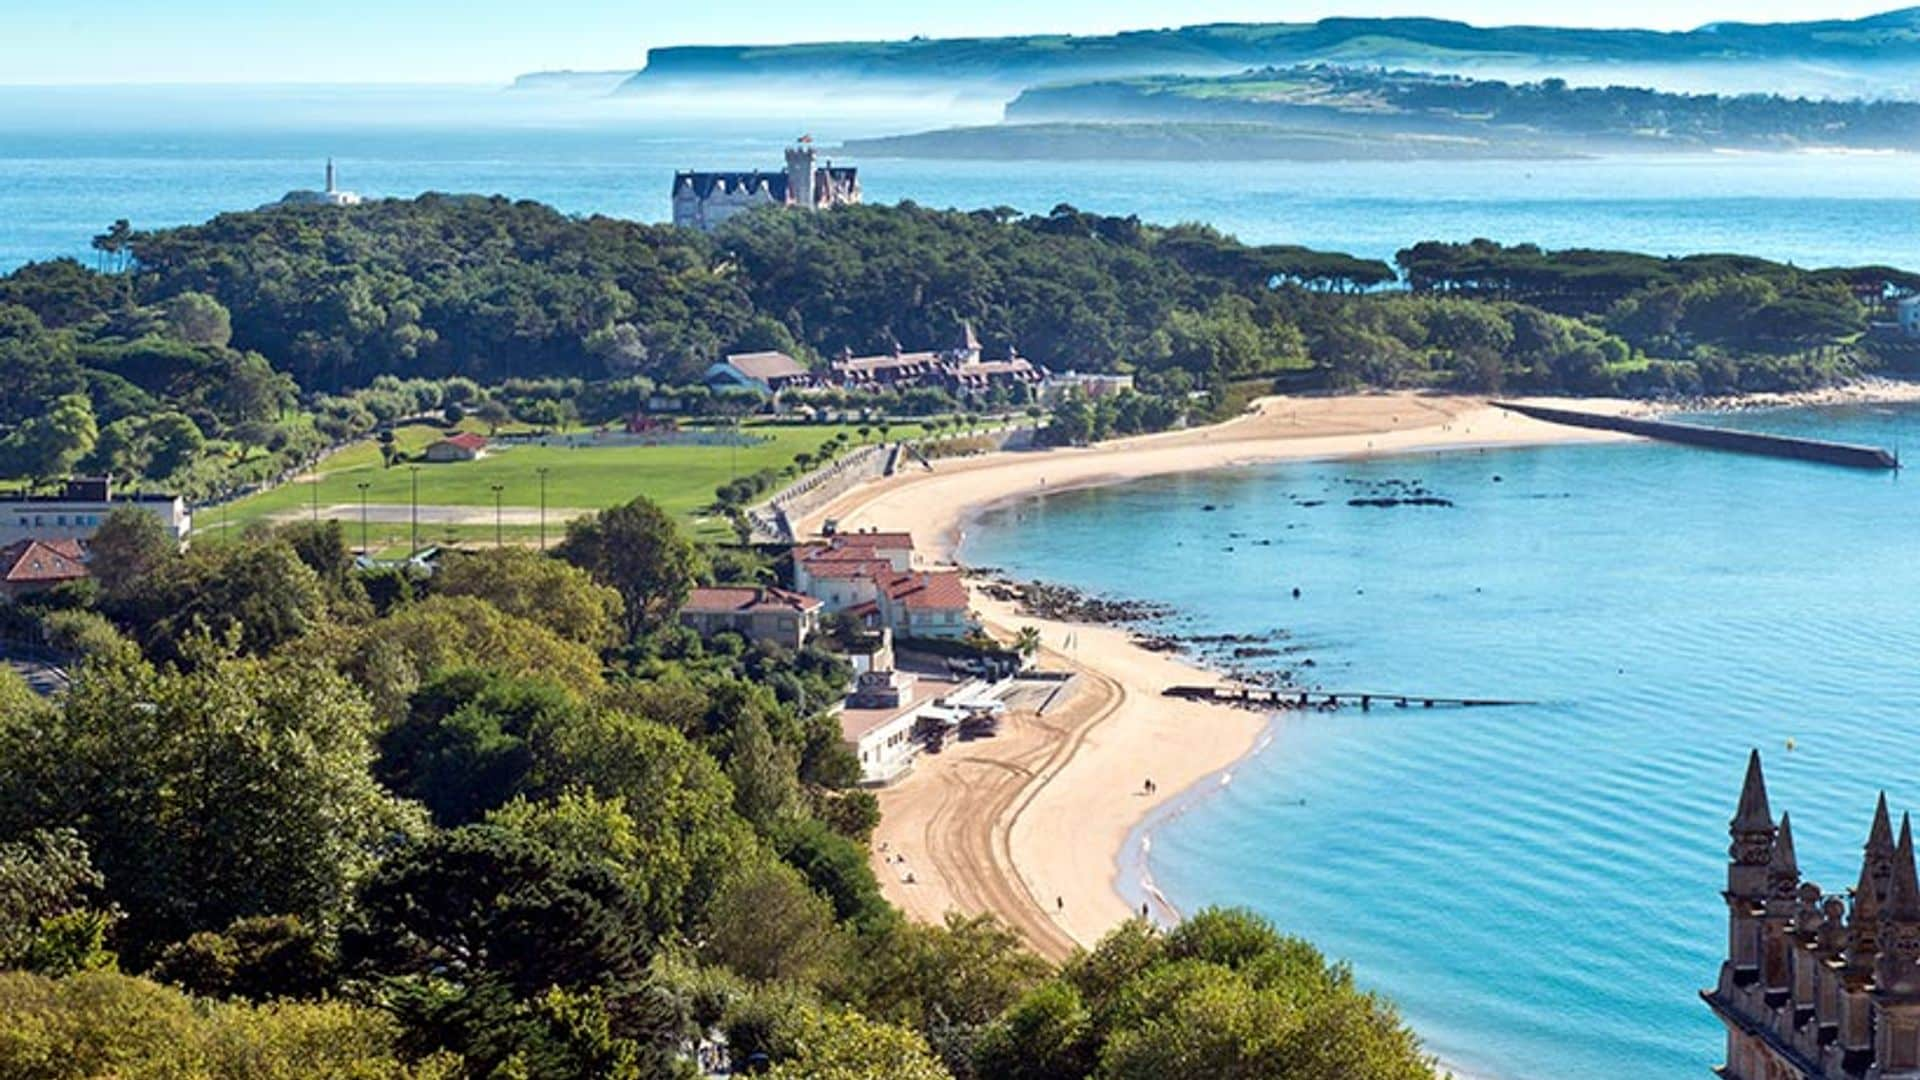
[
  {"left": 799, "top": 392, "right": 1646, "bottom": 956},
  {"left": 798, "top": 387, "right": 1920, "bottom": 1079}
]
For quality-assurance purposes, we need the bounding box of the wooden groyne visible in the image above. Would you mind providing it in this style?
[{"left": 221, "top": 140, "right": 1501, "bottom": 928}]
[
  {"left": 1494, "top": 401, "right": 1899, "bottom": 471},
  {"left": 1165, "top": 685, "right": 1535, "bottom": 710}
]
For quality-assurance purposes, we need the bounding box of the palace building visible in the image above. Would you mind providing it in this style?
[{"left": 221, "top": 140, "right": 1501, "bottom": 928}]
[
  {"left": 1704, "top": 750, "right": 1920, "bottom": 1078},
  {"left": 671, "top": 139, "right": 859, "bottom": 232}
]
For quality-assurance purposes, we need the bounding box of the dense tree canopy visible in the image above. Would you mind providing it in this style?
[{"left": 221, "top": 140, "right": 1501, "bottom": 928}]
[
  {"left": 0, "top": 196, "right": 1909, "bottom": 498},
  {"left": 0, "top": 508, "right": 1442, "bottom": 1078}
]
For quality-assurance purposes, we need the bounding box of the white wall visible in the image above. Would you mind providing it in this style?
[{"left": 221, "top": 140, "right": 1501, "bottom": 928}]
[{"left": 0, "top": 498, "right": 190, "bottom": 547}]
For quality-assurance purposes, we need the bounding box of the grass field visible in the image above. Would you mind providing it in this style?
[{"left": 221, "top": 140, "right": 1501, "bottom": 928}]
[{"left": 214, "top": 421, "right": 923, "bottom": 549}]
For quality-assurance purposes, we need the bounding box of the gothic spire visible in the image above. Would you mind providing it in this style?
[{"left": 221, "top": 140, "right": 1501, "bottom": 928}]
[
  {"left": 1891, "top": 815, "right": 1920, "bottom": 922},
  {"left": 1872, "top": 792, "right": 1896, "bottom": 857},
  {"left": 1771, "top": 812, "right": 1800, "bottom": 880},
  {"left": 1862, "top": 791, "right": 1899, "bottom": 906},
  {"left": 1733, "top": 749, "right": 1773, "bottom": 833}
]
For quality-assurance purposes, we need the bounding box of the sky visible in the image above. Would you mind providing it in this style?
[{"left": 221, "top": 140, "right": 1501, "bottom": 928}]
[{"left": 0, "top": 0, "right": 1909, "bottom": 85}]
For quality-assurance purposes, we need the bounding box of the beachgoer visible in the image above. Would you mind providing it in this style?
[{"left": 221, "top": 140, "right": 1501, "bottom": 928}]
[{"left": 1057, "top": 896, "right": 1064, "bottom": 911}]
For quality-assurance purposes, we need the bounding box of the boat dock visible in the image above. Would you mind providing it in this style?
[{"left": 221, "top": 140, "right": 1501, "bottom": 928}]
[
  {"left": 1164, "top": 685, "right": 1535, "bottom": 710},
  {"left": 1494, "top": 400, "right": 1899, "bottom": 471}
]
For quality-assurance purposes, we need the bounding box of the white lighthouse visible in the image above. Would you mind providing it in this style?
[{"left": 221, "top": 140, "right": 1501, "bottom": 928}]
[{"left": 274, "top": 159, "right": 363, "bottom": 208}]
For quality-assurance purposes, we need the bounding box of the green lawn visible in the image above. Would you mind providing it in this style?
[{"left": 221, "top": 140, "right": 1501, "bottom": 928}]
[{"left": 216, "top": 422, "right": 920, "bottom": 545}]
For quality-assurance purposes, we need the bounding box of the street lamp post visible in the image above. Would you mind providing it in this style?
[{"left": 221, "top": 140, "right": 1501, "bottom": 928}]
[
  {"left": 356, "top": 481, "right": 370, "bottom": 555},
  {"left": 408, "top": 466, "right": 420, "bottom": 560},
  {"left": 491, "top": 483, "right": 504, "bottom": 548},
  {"left": 537, "top": 467, "right": 549, "bottom": 551}
]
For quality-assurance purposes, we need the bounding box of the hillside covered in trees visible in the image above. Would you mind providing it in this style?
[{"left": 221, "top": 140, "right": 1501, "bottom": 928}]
[
  {"left": 0, "top": 483, "right": 1444, "bottom": 1078},
  {"left": 1003, "top": 66, "right": 1920, "bottom": 153},
  {"left": 0, "top": 195, "right": 1914, "bottom": 499}
]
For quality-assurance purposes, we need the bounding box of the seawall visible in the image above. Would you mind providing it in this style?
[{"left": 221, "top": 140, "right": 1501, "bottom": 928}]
[{"left": 1493, "top": 401, "right": 1899, "bottom": 471}]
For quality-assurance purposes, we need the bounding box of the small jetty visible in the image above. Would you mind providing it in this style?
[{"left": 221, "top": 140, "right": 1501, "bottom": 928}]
[
  {"left": 1494, "top": 400, "right": 1899, "bottom": 471},
  {"left": 1165, "top": 685, "right": 1535, "bottom": 710}
]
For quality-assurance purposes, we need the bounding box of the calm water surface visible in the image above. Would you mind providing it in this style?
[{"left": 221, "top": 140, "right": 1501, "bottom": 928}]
[
  {"left": 3, "top": 85, "right": 1919, "bottom": 273},
  {"left": 962, "top": 405, "right": 1920, "bottom": 1080}
]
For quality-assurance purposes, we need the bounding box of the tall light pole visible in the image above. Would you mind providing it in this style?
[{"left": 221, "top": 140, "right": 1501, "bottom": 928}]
[
  {"left": 356, "top": 481, "right": 370, "bottom": 555},
  {"left": 491, "top": 483, "right": 504, "bottom": 549},
  {"left": 408, "top": 466, "right": 420, "bottom": 560},
  {"left": 537, "top": 467, "right": 549, "bottom": 551}
]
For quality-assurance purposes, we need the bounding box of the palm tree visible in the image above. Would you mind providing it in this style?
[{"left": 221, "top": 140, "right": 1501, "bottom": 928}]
[
  {"left": 1014, "top": 626, "right": 1042, "bottom": 660},
  {"left": 857, "top": 425, "right": 873, "bottom": 443}
]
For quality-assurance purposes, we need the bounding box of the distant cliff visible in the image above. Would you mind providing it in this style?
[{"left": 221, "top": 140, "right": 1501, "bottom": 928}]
[
  {"left": 509, "top": 70, "right": 638, "bottom": 93},
  {"left": 607, "top": 10, "right": 1920, "bottom": 99}
]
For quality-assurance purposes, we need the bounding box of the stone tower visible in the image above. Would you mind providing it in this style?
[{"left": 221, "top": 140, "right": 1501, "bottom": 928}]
[
  {"left": 1872, "top": 818, "right": 1920, "bottom": 1078},
  {"left": 1728, "top": 749, "right": 1778, "bottom": 986},
  {"left": 1703, "top": 753, "right": 1920, "bottom": 1078},
  {"left": 784, "top": 141, "right": 817, "bottom": 210}
]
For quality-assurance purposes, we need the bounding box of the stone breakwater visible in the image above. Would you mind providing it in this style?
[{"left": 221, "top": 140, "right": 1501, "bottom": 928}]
[
  {"left": 972, "top": 570, "right": 1311, "bottom": 689},
  {"left": 974, "top": 573, "right": 1175, "bottom": 625}
]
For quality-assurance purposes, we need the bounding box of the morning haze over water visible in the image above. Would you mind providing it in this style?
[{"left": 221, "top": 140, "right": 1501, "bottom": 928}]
[{"left": 4, "top": 85, "right": 1920, "bottom": 274}]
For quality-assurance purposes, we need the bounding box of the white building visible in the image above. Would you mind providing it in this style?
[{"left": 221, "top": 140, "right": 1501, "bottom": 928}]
[
  {"left": 0, "top": 478, "right": 191, "bottom": 548},
  {"left": 1900, "top": 295, "right": 1920, "bottom": 339},
  {"left": 839, "top": 672, "right": 986, "bottom": 785},
  {"left": 1041, "top": 371, "right": 1135, "bottom": 404},
  {"left": 671, "top": 140, "right": 859, "bottom": 232}
]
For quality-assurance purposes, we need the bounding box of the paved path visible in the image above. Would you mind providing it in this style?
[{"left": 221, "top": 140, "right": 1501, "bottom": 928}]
[{"left": 269, "top": 503, "right": 598, "bottom": 527}]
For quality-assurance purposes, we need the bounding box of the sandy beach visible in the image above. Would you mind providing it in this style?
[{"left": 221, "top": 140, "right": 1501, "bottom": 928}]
[{"left": 797, "top": 392, "right": 1653, "bottom": 961}]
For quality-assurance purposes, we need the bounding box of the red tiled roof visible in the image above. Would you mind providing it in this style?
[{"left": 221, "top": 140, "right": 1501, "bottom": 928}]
[
  {"left": 882, "top": 571, "right": 969, "bottom": 611},
  {"left": 0, "top": 539, "right": 90, "bottom": 584},
  {"left": 832, "top": 351, "right": 943, "bottom": 378},
  {"left": 437, "top": 432, "right": 488, "bottom": 451},
  {"left": 683, "top": 586, "right": 823, "bottom": 615},
  {"left": 801, "top": 558, "right": 896, "bottom": 581},
  {"left": 797, "top": 533, "right": 914, "bottom": 563},
  {"left": 830, "top": 531, "right": 914, "bottom": 548}
]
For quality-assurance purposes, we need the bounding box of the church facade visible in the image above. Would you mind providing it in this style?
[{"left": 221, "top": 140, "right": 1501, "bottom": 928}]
[
  {"left": 1704, "top": 751, "right": 1920, "bottom": 1079},
  {"left": 671, "top": 140, "right": 859, "bottom": 232}
]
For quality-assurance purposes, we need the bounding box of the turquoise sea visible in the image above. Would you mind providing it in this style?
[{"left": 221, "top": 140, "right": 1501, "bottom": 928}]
[
  {"left": 961, "top": 405, "right": 1920, "bottom": 1080},
  {"left": 3, "top": 84, "right": 1920, "bottom": 273},
  {"left": 9, "top": 82, "right": 1920, "bottom": 1078}
]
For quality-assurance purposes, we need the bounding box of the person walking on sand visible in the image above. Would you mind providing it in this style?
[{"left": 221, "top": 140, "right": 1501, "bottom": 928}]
[{"left": 1057, "top": 896, "right": 1064, "bottom": 912}]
